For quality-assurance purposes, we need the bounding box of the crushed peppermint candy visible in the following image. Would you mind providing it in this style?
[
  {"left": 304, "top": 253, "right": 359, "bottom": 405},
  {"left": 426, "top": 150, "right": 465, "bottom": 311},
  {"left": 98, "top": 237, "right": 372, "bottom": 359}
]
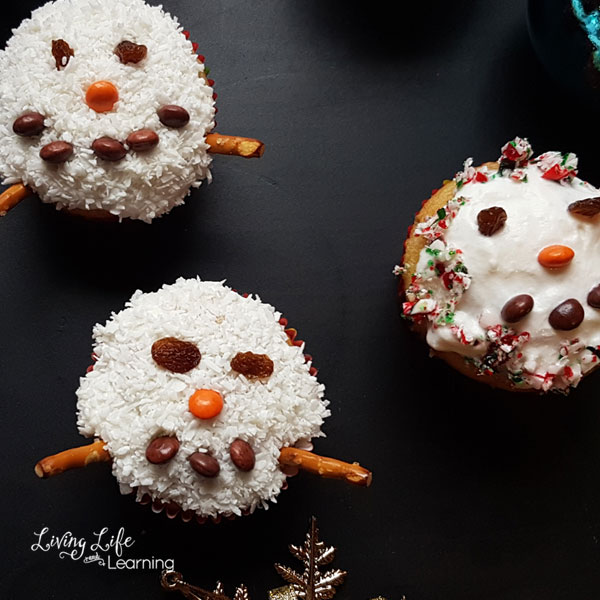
[
  {"left": 536, "top": 151, "right": 578, "bottom": 183},
  {"left": 468, "top": 324, "right": 531, "bottom": 377},
  {"left": 454, "top": 158, "right": 476, "bottom": 190},
  {"left": 509, "top": 168, "right": 528, "bottom": 183},
  {"left": 499, "top": 136, "right": 533, "bottom": 170},
  {"left": 414, "top": 196, "right": 468, "bottom": 241},
  {"left": 410, "top": 298, "right": 437, "bottom": 315},
  {"left": 398, "top": 137, "right": 600, "bottom": 393},
  {"left": 402, "top": 239, "right": 471, "bottom": 326}
]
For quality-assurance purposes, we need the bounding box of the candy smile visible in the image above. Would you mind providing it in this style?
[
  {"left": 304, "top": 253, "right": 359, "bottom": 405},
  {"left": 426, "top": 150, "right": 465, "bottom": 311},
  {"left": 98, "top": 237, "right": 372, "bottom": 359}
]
[
  {"left": 0, "top": 130, "right": 265, "bottom": 216},
  {"left": 38, "top": 129, "right": 160, "bottom": 164},
  {"left": 16, "top": 101, "right": 192, "bottom": 164}
]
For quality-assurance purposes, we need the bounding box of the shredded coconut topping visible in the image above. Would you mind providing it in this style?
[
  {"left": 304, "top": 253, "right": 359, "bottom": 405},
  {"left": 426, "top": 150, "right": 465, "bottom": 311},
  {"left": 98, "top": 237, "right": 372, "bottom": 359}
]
[
  {"left": 76, "top": 278, "right": 329, "bottom": 517},
  {"left": 0, "top": 0, "right": 215, "bottom": 222}
]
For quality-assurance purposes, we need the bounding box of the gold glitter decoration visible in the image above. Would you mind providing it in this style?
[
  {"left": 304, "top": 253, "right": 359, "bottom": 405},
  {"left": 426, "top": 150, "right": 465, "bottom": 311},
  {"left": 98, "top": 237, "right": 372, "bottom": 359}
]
[
  {"left": 161, "top": 570, "right": 248, "bottom": 600},
  {"left": 268, "top": 586, "right": 297, "bottom": 600}
]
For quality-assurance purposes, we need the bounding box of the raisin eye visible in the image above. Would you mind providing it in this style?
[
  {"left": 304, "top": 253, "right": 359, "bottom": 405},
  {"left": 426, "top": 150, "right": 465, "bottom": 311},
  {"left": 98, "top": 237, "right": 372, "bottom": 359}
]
[
  {"left": 151, "top": 337, "right": 201, "bottom": 373},
  {"left": 477, "top": 206, "right": 507, "bottom": 236},
  {"left": 51, "top": 39, "right": 74, "bottom": 70},
  {"left": 230, "top": 351, "right": 274, "bottom": 379},
  {"left": 114, "top": 40, "right": 147, "bottom": 64}
]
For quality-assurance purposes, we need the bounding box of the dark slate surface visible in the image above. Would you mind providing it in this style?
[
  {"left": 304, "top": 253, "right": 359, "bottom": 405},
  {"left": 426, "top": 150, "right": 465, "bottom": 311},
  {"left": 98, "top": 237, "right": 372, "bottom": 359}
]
[{"left": 2, "top": 1, "right": 600, "bottom": 599}]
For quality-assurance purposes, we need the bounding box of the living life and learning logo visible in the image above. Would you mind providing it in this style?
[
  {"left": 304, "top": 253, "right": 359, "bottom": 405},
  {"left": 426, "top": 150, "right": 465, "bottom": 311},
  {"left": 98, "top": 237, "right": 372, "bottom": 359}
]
[{"left": 31, "top": 526, "right": 174, "bottom": 570}]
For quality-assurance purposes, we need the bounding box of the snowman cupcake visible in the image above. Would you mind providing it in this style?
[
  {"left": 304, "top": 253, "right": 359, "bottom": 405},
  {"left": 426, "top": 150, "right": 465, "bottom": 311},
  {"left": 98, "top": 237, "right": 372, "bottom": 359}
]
[
  {"left": 35, "top": 279, "right": 371, "bottom": 522},
  {"left": 397, "top": 137, "right": 600, "bottom": 393},
  {"left": 0, "top": 0, "right": 264, "bottom": 222}
]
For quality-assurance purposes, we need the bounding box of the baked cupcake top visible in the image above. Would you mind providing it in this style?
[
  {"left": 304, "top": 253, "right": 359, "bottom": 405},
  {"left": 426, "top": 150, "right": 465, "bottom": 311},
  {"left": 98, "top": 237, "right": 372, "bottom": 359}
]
[
  {"left": 0, "top": 0, "right": 215, "bottom": 222},
  {"left": 397, "top": 137, "right": 600, "bottom": 393},
  {"left": 76, "top": 278, "right": 329, "bottom": 518}
]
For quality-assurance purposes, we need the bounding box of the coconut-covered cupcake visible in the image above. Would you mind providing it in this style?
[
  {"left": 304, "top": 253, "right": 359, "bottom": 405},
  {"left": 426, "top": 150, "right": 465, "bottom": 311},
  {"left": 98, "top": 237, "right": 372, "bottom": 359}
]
[
  {"left": 35, "top": 279, "right": 371, "bottom": 522},
  {"left": 397, "top": 137, "right": 600, "bottom": 393},
  {"left": 0, "top": 0, "right": 264, "bottom": 222}
]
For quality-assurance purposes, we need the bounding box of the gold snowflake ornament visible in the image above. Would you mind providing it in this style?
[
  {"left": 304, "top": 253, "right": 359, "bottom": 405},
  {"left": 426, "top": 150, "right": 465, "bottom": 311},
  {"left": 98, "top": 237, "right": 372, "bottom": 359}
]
[
  {"left": 161, "top": 516, "right": 390, "bottom": 600},
  {"left": 274, "top": 516, "right": 346, "bottom": 600}
]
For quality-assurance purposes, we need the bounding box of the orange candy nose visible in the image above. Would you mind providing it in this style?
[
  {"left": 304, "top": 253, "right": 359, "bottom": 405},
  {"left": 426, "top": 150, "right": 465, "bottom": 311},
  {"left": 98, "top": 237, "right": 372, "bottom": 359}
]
[
  {"left": 538, "top": 244, "right": 575, "bottom": 269},
  {"left": 86, "top": 81, "right": 119, "bottom": 113},
  {"left": 189, "top": 389, "right": 223, "bottom": 419}
]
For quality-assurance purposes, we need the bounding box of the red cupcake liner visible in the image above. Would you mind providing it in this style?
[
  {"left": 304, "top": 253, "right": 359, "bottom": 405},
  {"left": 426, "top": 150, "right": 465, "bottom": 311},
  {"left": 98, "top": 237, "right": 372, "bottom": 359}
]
[{"left": 182, "top": 29, "right": 218, "bottom": 123}]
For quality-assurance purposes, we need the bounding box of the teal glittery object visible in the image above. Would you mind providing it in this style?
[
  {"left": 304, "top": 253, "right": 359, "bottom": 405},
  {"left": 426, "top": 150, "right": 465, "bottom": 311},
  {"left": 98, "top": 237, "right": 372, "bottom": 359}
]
[{"left": 572, "top": 0, "right": 600, "bottom": 70}]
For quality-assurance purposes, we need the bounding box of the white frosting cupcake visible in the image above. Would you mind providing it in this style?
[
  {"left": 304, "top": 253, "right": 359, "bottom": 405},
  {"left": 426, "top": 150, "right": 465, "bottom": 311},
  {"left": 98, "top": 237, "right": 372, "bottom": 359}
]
[
  {"left": 398, "top": 138, "right": 600, "bottom": 393},
  {"left": 0, "top": 0, "right": 215, "bottom": 222},
  {"left": 76, "top": 278, "right": 329, "bottom": 520}
]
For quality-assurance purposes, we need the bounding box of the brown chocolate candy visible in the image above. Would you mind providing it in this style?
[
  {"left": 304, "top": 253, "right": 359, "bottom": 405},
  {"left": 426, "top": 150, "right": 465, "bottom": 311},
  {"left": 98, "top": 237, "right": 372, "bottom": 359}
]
[
  {"left": 588, "top": 284, "right": 600, "bottom": 309},
  {"left": 92, "top": 137, "right": 127, "bottom": 161},
  {"left": 477, "top": 206, "right": 507, "bottom": 236},
  {"left": 158, "top": 105, "right": 190, "bottom": 128},
  {"left": 501, "top": 294, "right": 534, "bottom": 323},
  {"left": 13, "top": 112, "right": 45, "bottom": 137},
  {"left": 229, "top": 439, "right": 255, "bottom": 472},
  {"left": 568, "top": 197, "right": 600, "bottom": 218},
  {"left": 189, "top": 452, "right": 220, "bottom": 478},
  {"left": 40, "top": 141, "right": 73, "bottom": 163},
  {"left": 126, "top": 129, "right": 159, "bottom": 152},
  {"left": 151, "top": 337, "right": 201, "bottom": 373},
  {"left": 146, "top": 436, "right": 179, "bottom": 464},
  {"left": 230, "top": 351, "right": 274, "bottom": 379},
  {"left": 548, "top": 298, "right": 584, "bottom": 330}
]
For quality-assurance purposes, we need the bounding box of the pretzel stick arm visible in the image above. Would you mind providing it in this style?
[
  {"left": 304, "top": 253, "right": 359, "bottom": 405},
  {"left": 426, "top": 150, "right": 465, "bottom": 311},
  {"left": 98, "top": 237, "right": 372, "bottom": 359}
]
[
  {"left": 206, "top": 133, "right": 265, "bottom": 158},
  {"left": 0, "top": 183, "right": 32, "bottom": 215},
  {"left": 35, "top": 439, "right": 111, "bottom": 479},
  {"left": 279, "top": 447, "right": 372, "bottom": 487}
]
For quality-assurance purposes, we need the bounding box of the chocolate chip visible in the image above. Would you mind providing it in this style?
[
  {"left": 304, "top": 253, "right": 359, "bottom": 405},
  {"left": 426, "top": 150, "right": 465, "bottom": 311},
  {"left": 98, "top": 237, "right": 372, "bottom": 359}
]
[
  {"left": 157, "top": 105, "right": 190, "bottom": 128},
  {"left": 588, "top": 284, "right": 600, "bottom": 308},
  {"left": 40, "top": 141, "right": 73, "bottom": 163},
  {"left": 189, "top": 452, "right": 220, "bottom": 478},
  {"left": 568, "top": 197, "right": 600, "bottom": 217},
  {"left": 501, "top": 294, "right": 534, "bottom": 323},
  {"left": 151, "top": 337, "right": 201, "bottom": 373},
  {"left": 126, "top": 129, "right": 159, "bottom": 151},
  {"left": 548, "top": 298, "right": 585, "bottom": 330},
  {"left": 477, "top": 206, "right": 507, "bottom": 236},
  {"left": 92, "top": 137, "right": 127, "bottom": 161},
  {"left": 229, "top": 439, "right": 255, "bottom": 472},
  {"left": 146, "top": 436, "right": 179, "bottom": 464},
  {"left": 13, "top": 112, "right": 45, "bottom": 137}
]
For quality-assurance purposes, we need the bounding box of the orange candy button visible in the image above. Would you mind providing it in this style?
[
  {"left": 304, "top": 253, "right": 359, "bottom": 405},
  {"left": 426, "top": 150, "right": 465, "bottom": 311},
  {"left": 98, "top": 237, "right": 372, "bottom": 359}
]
[
  {"left": 86, "top": 81, "right": 119, "bottom": 113},
  {"left": 189, "top": 389, "right": 223, "bottom": 419},
  {"left": 538, "top": 245, "right": 575, "bottom": 268}
]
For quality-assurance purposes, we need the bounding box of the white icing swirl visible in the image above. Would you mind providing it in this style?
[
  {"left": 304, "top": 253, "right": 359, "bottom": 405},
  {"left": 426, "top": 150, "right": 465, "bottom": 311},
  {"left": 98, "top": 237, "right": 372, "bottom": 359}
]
[{"left": 410, "top": 158, "right": 600, "bottom": 392}]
